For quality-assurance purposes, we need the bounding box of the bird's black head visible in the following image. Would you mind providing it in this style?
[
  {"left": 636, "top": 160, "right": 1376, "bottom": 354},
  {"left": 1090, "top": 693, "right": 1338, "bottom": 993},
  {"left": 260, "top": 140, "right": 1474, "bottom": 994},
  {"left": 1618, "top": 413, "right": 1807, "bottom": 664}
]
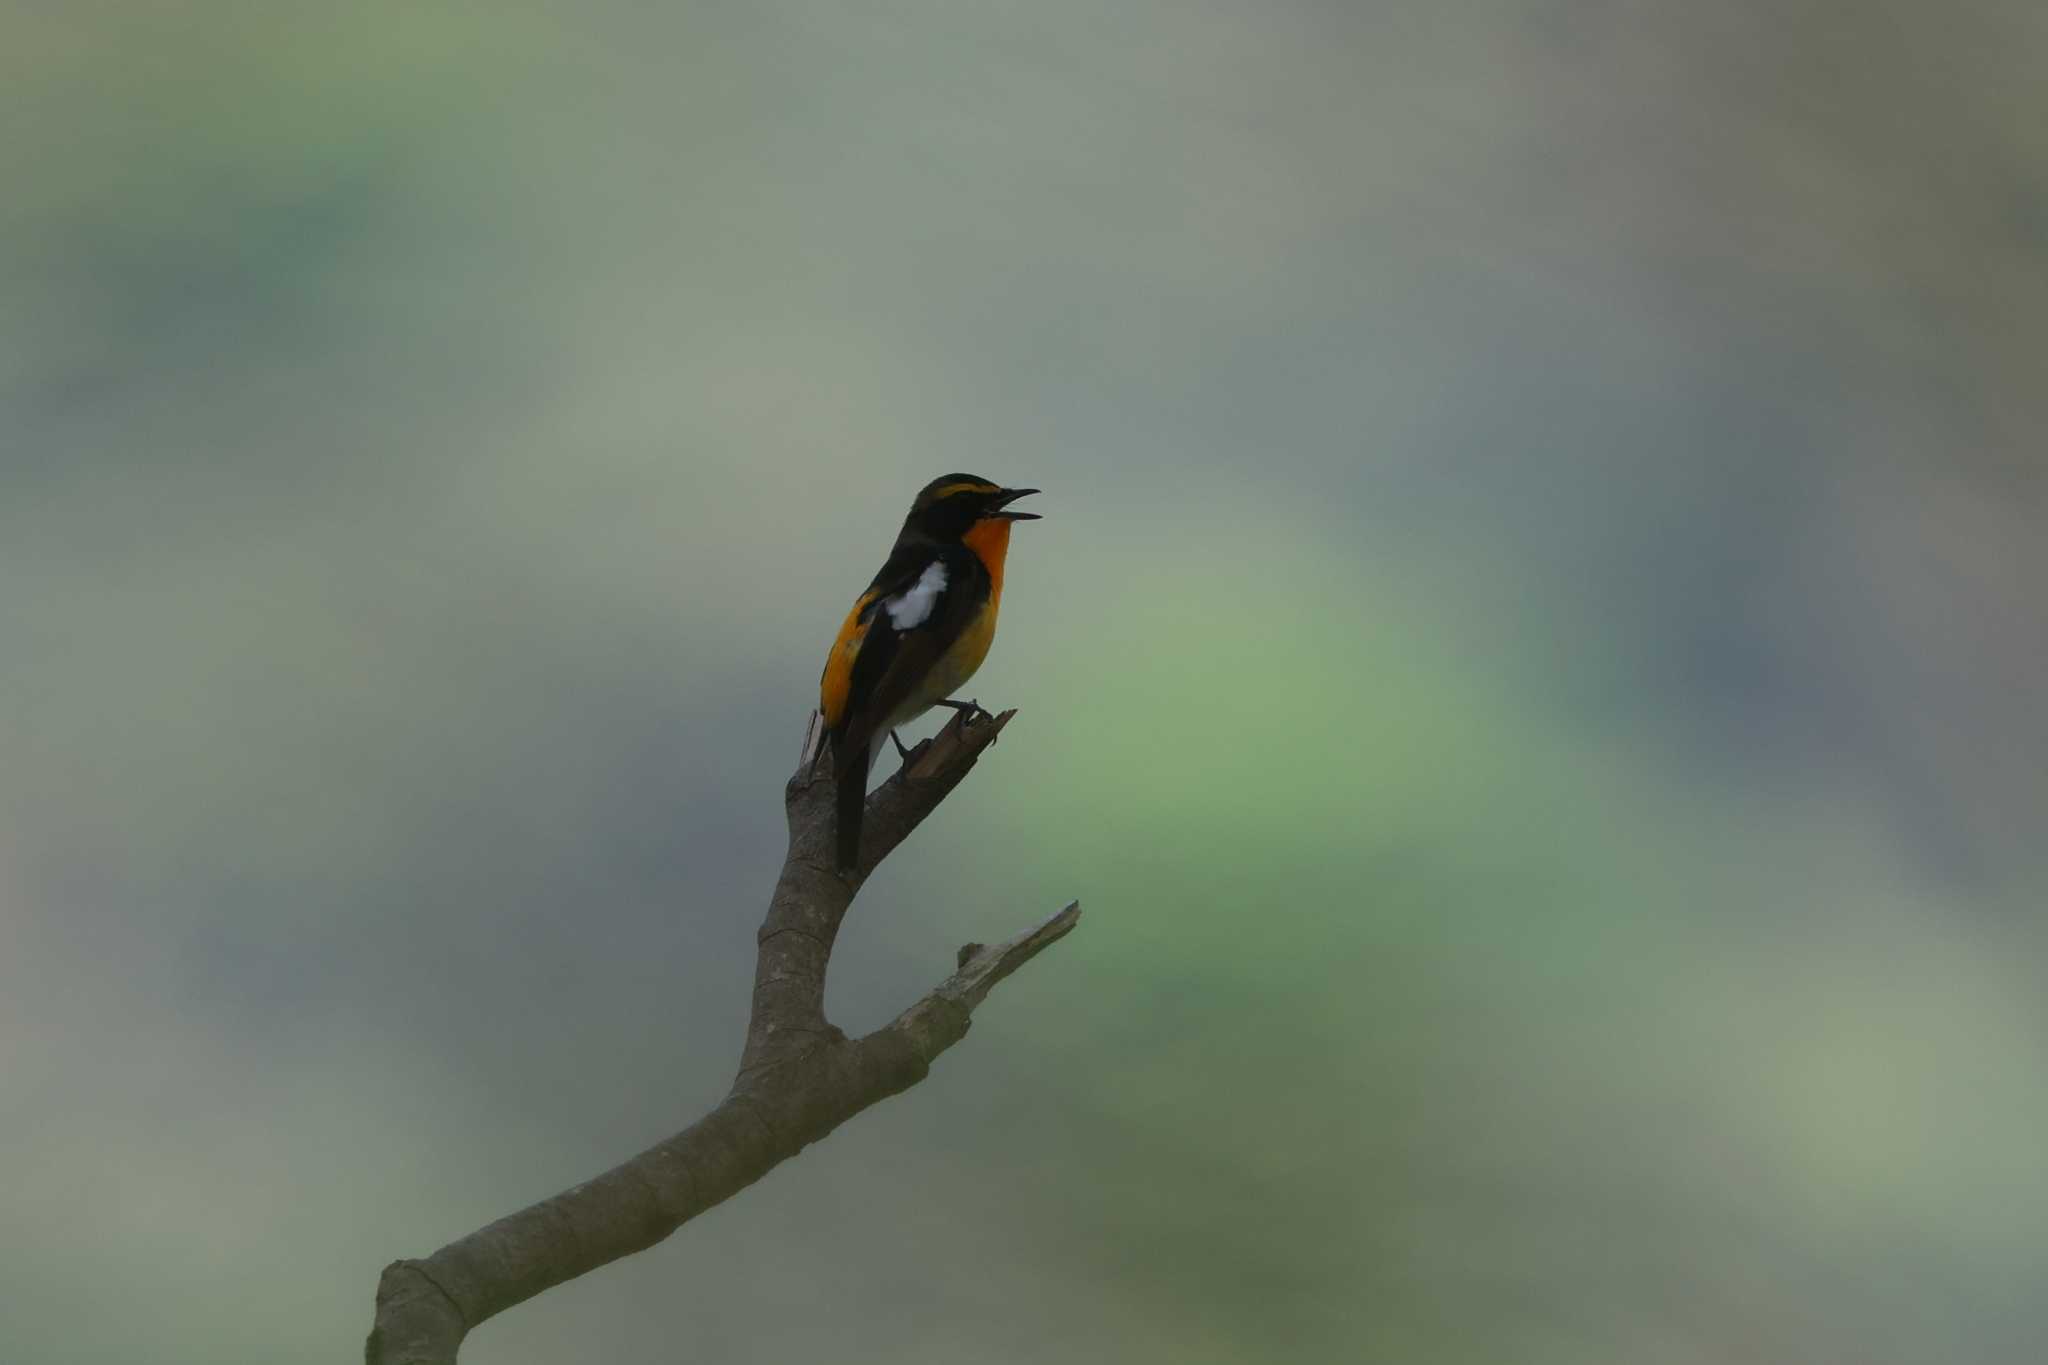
[{"left": 901, "top": 474, "right": 1041, "bottom": 541}]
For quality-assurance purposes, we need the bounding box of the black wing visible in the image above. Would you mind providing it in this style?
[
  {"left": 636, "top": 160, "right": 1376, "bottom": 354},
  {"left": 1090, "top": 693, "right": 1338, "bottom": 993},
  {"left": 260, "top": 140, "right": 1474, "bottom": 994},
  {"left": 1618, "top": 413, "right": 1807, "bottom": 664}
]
[{"left": 839, "top": 542, "right": 985, "bottom": 752}]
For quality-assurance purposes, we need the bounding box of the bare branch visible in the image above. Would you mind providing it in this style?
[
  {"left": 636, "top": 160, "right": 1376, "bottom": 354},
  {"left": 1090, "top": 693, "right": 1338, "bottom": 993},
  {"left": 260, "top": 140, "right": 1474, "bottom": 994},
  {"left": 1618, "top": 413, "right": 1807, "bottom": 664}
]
[{"left": 366, "top": 705, "right": 1077, "bottom": 1364}]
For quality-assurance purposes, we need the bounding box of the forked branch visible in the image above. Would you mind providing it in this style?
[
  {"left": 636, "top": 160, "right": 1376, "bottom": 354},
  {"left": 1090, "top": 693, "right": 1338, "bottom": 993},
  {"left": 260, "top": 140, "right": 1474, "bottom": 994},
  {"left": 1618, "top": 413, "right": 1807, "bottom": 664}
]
[{"left": 366, "top": 706, "right": 1078, "bottom": 1364}]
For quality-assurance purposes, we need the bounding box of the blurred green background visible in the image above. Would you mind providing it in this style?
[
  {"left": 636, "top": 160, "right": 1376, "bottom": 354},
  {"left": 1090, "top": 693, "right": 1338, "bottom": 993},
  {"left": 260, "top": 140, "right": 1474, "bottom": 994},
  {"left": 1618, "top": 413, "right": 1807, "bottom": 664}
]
[{"left": 4, "top": 2, "right": 2045, "bottom": 1361}]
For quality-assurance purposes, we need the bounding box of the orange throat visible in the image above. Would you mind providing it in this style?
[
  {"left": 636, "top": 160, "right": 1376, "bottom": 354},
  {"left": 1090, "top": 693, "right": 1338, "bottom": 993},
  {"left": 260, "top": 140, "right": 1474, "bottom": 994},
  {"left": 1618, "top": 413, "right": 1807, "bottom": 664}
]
[{"left": 962, "top": 516, "right": 1013, "bottom": 602}]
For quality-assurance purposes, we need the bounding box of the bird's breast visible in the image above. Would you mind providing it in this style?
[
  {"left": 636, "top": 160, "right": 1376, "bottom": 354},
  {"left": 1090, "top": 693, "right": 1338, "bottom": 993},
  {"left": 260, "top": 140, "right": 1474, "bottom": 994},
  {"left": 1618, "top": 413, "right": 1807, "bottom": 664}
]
[{"left": 887, "top": 593, "right": 1000, "bottom": 729}]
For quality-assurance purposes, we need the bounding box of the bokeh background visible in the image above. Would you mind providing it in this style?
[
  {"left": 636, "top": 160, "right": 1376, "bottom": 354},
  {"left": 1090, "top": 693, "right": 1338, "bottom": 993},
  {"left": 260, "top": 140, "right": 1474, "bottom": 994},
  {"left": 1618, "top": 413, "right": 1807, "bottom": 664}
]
[{"left": 5, "top": 2, "right": 2045, "bottom": 1361}]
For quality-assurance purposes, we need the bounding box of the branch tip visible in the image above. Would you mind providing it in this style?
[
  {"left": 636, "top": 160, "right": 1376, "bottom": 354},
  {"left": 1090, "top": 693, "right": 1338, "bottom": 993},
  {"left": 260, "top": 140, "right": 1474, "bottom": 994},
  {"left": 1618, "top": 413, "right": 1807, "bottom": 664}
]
[{"left": 939, "top": 901, "right": 1082, "bottom": 1012}]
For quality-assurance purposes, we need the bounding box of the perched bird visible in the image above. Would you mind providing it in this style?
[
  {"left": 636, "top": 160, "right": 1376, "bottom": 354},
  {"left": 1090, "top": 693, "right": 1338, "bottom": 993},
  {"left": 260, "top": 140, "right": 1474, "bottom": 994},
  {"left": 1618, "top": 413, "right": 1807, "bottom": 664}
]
[{"left": 819, "top": 474, "right": 1040, "bottom": 870}]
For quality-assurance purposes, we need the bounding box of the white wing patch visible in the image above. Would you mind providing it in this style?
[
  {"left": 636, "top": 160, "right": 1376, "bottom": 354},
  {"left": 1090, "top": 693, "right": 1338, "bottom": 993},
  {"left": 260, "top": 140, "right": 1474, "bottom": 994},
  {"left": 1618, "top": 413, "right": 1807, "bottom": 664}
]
[{"left": 883, "top": 561, "right": 949, "bottom": 630}]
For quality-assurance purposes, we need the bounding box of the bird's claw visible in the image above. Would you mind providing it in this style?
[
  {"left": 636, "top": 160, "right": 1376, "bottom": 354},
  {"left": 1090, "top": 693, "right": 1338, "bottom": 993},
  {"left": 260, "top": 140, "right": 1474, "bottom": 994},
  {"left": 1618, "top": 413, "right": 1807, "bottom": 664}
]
[{"left": 934, "top": 696, "right": 995, "bottom": 726}]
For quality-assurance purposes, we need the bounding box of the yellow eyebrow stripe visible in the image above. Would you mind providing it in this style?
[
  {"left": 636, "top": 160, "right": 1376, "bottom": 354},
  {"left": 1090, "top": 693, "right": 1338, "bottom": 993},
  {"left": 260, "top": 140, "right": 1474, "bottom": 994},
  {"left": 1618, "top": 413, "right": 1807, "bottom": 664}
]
[{"left": 928, "top": 480, "right": 998, "bottom": 501}]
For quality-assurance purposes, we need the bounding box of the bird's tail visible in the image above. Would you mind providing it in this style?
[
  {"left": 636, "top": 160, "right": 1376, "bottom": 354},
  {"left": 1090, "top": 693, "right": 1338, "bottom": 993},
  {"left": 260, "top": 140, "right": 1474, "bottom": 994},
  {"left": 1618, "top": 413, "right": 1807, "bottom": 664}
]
[{"left": 834, "top": 739, "right": 870, "bottom": 871}]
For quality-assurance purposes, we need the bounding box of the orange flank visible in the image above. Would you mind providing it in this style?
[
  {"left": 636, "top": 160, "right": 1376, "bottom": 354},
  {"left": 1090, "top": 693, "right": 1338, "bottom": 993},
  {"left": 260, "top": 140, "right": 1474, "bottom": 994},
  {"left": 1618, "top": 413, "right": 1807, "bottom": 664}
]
[{"left": 819, "top": 590, "right": 875, "bottom": 728}]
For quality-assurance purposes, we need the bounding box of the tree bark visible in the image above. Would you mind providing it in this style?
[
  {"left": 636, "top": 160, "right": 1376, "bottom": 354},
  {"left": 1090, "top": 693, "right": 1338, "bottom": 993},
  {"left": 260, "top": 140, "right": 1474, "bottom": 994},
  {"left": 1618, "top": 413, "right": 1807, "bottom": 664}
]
[{"left": 366, "top": 706, "right": 1078, "bottom": 1363}]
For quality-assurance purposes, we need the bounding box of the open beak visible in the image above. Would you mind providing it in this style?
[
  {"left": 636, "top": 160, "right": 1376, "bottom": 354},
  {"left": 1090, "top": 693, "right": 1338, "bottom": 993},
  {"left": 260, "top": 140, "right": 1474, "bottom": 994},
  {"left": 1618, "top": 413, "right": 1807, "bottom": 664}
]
[{"left": 992, "top": 487, "right": 1041, "bottom": 521}]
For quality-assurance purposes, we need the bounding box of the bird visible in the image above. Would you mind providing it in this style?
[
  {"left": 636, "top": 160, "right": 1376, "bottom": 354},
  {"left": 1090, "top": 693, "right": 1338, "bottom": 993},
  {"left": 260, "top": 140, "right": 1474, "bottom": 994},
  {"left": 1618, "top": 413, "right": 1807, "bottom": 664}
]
[{"left": 818, "top": 474, "right": 1040, "bottom": 871}]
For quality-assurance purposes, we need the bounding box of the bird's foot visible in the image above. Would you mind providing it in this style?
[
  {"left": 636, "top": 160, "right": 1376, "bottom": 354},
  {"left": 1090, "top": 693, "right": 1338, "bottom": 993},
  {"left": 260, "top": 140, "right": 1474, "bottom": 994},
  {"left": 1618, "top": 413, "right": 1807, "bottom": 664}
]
[
  {"left": 932, "top": 697, "right": 995, "bottom": 726},
  {"left": 889, "top": 728, "right": 915, "bottom": 762}
]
